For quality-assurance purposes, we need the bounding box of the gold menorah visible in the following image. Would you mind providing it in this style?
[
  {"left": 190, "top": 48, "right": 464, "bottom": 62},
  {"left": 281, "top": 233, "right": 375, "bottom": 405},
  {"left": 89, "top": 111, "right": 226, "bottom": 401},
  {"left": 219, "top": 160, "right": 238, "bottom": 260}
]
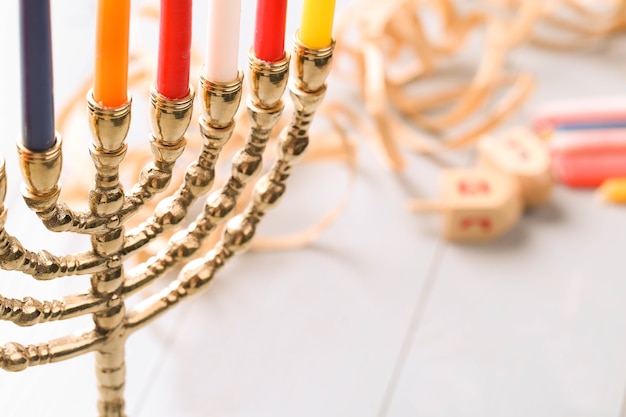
[{"left": 0, "top": 35, "right": 333, "bottom": 417}]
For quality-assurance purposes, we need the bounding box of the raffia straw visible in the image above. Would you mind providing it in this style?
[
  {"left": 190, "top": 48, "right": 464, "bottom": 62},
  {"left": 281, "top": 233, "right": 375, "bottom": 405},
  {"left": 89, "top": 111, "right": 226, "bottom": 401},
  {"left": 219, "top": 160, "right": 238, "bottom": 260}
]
[{"left": 327, "top": 0, "right": 624, "bottom": 169}]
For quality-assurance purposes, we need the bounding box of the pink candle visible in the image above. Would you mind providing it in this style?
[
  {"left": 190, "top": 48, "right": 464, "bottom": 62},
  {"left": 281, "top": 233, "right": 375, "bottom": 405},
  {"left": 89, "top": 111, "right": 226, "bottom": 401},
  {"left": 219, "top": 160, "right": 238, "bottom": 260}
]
[{"left": 205, "top": 0, "right": 241, "bottom": 82}]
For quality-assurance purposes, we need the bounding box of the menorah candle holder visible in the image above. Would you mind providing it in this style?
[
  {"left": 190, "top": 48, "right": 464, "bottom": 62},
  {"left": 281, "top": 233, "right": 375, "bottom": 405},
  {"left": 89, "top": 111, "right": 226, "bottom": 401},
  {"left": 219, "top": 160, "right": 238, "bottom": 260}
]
[{"left": 0, "top": 35, "right": 334, "bottom": 417}]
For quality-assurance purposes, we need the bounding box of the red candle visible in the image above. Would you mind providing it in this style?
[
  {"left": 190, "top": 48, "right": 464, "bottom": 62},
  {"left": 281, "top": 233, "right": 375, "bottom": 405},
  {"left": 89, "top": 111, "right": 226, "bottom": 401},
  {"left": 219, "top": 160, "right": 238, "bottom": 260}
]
[
  {"left": 254, "top": 0, "right": 288, "bottom": 62},
  {"left": 157, "top": 0, "right": 192, "bottom": 99}
]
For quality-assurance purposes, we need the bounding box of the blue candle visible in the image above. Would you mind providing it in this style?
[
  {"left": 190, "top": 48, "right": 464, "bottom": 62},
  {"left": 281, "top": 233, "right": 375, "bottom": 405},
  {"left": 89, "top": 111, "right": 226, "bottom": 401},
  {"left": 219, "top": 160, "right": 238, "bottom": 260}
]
[{"left": 19, "top": 0, "right": 55, "bottom": 152}]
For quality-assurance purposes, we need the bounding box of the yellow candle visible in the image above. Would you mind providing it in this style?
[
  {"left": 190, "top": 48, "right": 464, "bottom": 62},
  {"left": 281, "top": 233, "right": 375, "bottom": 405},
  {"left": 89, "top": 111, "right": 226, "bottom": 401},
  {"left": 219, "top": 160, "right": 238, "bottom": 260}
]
[
  {"left": 299, "top": 0, "right": 336, "bottom": 49},
  {"left": 94, "top": 0, "right": 131, "bottom": 108}
]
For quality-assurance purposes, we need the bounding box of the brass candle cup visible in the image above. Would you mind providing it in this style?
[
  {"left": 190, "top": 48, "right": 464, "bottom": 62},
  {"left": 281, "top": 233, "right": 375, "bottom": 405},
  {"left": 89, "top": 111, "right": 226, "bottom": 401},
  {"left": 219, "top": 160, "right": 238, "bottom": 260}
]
[
  {"left": 248, "top": 49, "right": 291, "bottom": 109},
  {"left": 17, "top": 134, "right": 62, "bottom": 199},
  {"left": 87, "top": 91, "right": 132, "bottom": 153},
  {"left": 199, "top": 70, "right": 244, "bottom": 129},
  {"left": 293, "top": 34, "right": 335, "bottom": 93},
  {"left": 149, "top": 85, "right": 195, "bottom": 146}
]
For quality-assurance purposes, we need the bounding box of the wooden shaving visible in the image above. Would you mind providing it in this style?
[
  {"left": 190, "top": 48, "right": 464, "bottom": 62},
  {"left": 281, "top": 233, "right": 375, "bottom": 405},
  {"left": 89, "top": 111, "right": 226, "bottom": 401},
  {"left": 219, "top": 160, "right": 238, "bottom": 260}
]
[{"left": 330, "top": 0, "right": 625, "bottom": 168}]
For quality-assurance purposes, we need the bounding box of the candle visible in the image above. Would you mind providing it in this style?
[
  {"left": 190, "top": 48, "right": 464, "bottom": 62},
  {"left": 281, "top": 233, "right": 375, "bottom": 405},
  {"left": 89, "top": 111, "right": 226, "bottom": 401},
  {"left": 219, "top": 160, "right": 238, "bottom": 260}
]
[
  {"left": 94, "top": 0, "right": 131, "bottom": 108},
  {"left": 299, "top": 0, "right": 336, "bottom": 49},
  {"left": 157, "top": 0, "right": 192, "bottom": 99},
  {"left": 19, "top": 0, "right": 56, "bottom": 152},
  {"left": 205, "top": 0, "right": 241, "bottom": 82},
  {"left": 254, "top": 0, "right": 288, "bottom": 62}
]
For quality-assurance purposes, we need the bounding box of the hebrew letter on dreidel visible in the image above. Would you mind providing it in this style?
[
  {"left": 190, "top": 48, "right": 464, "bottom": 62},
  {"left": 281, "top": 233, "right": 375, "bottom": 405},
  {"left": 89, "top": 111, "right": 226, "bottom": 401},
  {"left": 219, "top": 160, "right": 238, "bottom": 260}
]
[{"left": 478, "top": 127, "right": 553, "bottom": 206}]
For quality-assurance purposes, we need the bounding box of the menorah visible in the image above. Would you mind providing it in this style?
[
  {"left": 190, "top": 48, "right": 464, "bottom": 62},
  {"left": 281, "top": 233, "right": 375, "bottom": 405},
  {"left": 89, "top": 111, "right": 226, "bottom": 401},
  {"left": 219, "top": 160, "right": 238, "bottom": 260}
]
[{"left": 0, "top": 6, "right": 334, "bottom": 415}]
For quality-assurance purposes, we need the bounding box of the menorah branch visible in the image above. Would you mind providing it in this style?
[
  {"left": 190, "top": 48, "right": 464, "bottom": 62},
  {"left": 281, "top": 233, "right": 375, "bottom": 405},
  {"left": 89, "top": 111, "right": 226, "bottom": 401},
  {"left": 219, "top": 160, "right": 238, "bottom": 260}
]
[
  {"left": 117, "top": 86, "right": 194, "bottom": 222},
  {"left": 124, "top": 246, "right": 231, "bottom": 330},
  {"left": 0, "top": 328, "right": 105, "bottom": 372},
  {"left": 0, "top": 236, "right": 107, "bottom": 280},
  {"left": 17, "top": 135, "right": 123, "bottom": 235},
  {"left": 123, "top": 55, "right": 290, "bottom": 297},
  {"left": 121, "top": 74, "right": 243, "bottom": 258},
  {"left": 0, "top": 291, "right": 105, "bottom": 326},
  {"left": 123, "top": 40, "right": 334, "bottom": 330}
]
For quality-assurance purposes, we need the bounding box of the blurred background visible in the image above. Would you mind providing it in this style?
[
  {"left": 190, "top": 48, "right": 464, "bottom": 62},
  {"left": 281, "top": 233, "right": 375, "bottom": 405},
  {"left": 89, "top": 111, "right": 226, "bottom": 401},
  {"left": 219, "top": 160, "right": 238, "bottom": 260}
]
[{"left": 0, "top": 0, "right": 626, "bottom": 416}]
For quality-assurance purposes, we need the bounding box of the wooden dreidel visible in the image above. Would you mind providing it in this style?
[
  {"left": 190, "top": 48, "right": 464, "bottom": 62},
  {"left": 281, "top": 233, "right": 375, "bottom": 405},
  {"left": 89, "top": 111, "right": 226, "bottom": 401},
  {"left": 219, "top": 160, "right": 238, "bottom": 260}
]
[
  {"left": 410, "top": 168, "right": 522, "bottom": 241},
  {"left": 478, "top": 127, "right": 553, "bottom": 207}
]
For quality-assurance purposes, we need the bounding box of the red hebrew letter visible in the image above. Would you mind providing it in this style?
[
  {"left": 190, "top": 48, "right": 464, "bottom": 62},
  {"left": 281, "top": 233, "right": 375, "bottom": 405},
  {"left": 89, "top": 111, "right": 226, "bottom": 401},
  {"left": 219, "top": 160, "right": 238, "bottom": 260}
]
[
  {"left": 458, "top": 179, "right": 491, "bottom": 195},
  {"left": 460, "top": 217, "right": 492, "bottom": 231}
]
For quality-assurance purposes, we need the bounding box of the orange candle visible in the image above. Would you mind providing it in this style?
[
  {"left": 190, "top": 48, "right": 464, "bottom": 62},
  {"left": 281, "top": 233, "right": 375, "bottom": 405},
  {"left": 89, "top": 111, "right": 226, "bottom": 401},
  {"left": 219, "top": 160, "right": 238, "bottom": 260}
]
[{"left": 94, "top": 0, "right": 131, "bottom": 107}]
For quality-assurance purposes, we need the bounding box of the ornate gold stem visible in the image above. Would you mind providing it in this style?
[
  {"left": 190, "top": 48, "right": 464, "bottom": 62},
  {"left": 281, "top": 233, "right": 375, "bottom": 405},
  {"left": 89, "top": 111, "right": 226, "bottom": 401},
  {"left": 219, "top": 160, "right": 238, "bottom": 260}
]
[{"left": 86, "top": 94, "right": 132, "bottom": 417}]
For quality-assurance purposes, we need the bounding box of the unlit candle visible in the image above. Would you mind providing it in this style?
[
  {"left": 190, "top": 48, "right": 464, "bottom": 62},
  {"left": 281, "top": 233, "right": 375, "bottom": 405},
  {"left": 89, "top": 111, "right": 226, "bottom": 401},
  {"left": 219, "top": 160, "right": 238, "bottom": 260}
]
[
  {"left": 19, "top": 0, "right": 56, "bottom": 151},
  {"left": 254, "top": 0, "right": 288, "bottom": 62},
  {"left": 157, "top": 0, "right": 193, "bottom": 99},
  {"left": 94, "top": 0, "right": 131, "bottom": 108},
  {"left": 204, "top": 0, "right": 241, "bottom": 82}
]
